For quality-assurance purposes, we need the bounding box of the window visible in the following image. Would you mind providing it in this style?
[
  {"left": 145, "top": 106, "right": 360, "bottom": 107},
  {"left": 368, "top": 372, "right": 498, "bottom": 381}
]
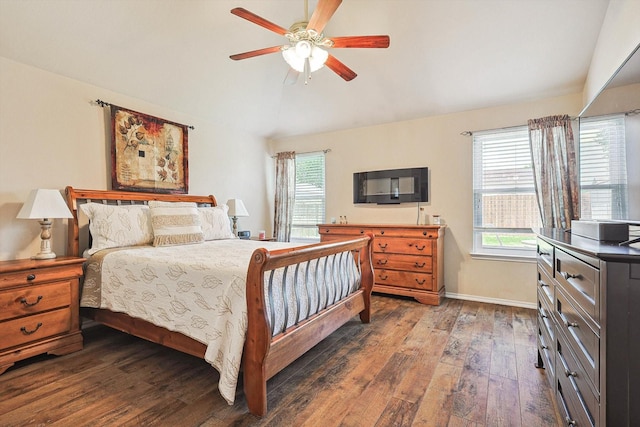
[
  {"left": 472, "top": 127, "right": 540, "bottom": 258},
  {"left": 579, "top": 114, "right": 627, "bottom": 220},
  {"left": 291, "top": 151, "right": 325, "bottom": 241},
  {"left": 472, "top": 115, "right": 628, "bottom": 259}
]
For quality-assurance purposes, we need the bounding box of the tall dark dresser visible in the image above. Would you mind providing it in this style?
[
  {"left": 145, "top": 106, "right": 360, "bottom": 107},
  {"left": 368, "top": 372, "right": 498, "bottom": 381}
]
[{"left": 535, "top": 228, "right": 639, "bottom": 426}]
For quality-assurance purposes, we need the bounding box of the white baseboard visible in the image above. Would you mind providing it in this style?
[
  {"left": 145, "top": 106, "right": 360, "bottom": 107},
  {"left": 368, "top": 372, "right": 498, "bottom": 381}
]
[{"left": 445, "top": 292, "right": 536, "bottom": 310}]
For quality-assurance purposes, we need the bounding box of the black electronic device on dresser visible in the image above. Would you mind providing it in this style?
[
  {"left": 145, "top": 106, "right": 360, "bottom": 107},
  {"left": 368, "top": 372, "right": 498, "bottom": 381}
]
[
  {"left": 535, "top": 228, "right": 640, "bottom": 427},
  {"left": 353, "top": 167, "right": 428, "bottom": 204}
]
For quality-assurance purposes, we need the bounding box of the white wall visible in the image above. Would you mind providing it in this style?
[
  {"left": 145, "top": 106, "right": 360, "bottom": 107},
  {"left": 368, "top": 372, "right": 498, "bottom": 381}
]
[
  {"left": 0, "top": 57, "right": 273, "bottom": 261},
  {"left": 582, "top": 0, "right": 640, "bottom": 111},
  {"left": 270, "top": 93, "right": 586, "bottom": 308}
]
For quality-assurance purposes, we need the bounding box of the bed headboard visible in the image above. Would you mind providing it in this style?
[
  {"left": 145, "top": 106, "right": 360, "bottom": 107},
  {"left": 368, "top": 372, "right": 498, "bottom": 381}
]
[{"left": 65, "top": 186, "right": 218, "bottom": 257}]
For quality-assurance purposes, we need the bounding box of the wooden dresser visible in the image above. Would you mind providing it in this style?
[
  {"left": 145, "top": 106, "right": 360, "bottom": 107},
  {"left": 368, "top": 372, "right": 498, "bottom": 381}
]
[
  {"left": 0, "top": 257, "right": 84, "bottom": 374},
  {"left": 319, "top": 224, "right": 445, "bottom": 305},
  {"left": 535, "top": 229, "right": 640, "bottom": 427}
]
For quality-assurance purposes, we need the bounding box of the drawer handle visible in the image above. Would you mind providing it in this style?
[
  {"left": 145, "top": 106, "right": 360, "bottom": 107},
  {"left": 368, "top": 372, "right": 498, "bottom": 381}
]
[
  {"left": 415, "top": 278, "right": 426, "bottom": 285},
  {"left": 565, "top": 417, "right": 576, "bottom": 426},
  {"left": 377, "top": 259, "right": 388, "bottom": 265},
  {"left": 20, "top": 322, "right": 43, "bottom": 335},
  {"left": 360, "top": 230, "right": 364, "bottom": 234},
  {"left": 414, "top": 262, "right": 426, "bottom": 268},
  {"left": 378, "top": 243, "right": 388, "bottom": 250},
  {"left": 538, "top": 281, "right": 549, "bottom": 287},
  {"left": 564, "top": 319, "right": 579, "bottom": 328},
  {"left": 561, "top": 272, "right": 581, "bottom": 280},
  {"left": 26, "top": 274, "right": 36, "bottom": 281},
  {"left": 379, "top": 274, "right": 388, "bottom": 280},
  {"left": 564, "top": 369, "right": 578, "bottom": 378},
  {"left": 538, "top": 251, "right": 550, "bottom": 256},
  {"left": 380, "top": 230, "right": 385, "bottom": 235},
  {"left": 20, "top": 296, "right": 43, "bottom": 307},
  {"left": 541, "top": 344, "right": 548, "bottom": 350}
]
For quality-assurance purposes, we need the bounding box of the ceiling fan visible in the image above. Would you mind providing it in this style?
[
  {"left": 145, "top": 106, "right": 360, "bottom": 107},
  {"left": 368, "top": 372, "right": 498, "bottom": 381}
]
[{"left": 229, "top": 0, "right": 390, "bottom": 83}]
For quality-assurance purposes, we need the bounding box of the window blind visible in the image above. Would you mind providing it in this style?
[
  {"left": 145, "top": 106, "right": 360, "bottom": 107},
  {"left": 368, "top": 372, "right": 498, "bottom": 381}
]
[
  {"left": 291, "top": 152, "right": 325, "bottom": 239},
  {"left": 579, "top": 114, "right": 627, "bottom": 220},
  {"left": 473, "top": 127, "right": 539, "bottom": 230}
]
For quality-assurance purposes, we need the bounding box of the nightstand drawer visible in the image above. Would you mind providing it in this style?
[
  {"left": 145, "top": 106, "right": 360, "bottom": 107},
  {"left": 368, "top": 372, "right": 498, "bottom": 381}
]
[
  {"left": 0, "top": 264, "right": 83, "bottom": 289},
  {"left": 0, "top": 281, "right": 71, "bottom": 321},
  {"left": 375, "top": 269, "right": 433, "bottom": 290},
  {"left": 372, "top": 253, "right": 432, "bottom": 272},
  {"left": 1, "top": 308, "right": 71, "bottom": 350},
  {"left": 374, "top": 237, "right": 433, "bottom": 256}
]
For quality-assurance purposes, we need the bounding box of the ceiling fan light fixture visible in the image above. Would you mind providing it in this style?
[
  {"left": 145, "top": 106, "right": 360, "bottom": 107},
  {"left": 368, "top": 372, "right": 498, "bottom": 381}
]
[{"left": 283, "top": 43, "right": 328, "bottom": 73}]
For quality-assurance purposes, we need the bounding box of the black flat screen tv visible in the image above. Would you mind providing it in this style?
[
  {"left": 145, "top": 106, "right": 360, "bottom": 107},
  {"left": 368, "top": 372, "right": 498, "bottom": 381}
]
[{"left": 353, "top": 167, "right": 428, "bottom": 204}]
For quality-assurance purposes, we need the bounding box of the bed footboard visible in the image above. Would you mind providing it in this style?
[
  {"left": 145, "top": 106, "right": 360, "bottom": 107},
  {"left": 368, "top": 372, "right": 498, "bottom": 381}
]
[{"left": 243, "top": 235, "right": 374, "bottom": 416}]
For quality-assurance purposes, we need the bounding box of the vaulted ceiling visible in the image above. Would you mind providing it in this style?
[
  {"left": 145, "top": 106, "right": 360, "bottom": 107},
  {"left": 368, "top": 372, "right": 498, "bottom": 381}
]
[{"left": 0, "top": 0, "right": 610, "bottom": 139}]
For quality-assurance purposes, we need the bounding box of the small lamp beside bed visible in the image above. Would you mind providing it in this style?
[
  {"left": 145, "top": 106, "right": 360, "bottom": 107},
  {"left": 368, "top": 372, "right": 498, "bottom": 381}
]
[
  {"left": 226, "top": 198, "right": 249, "bottom": 237},
  {"left": 16, "top": 188, "right": 73, "bottom": 259}
]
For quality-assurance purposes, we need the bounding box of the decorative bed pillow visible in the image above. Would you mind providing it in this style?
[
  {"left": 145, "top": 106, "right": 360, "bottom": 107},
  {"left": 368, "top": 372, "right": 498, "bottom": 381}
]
[
  {"left": 199, "top": 205, "right": 235, "bottom": 240},
  {"left": 148, "top": 201, "right": 204, "bottom": 246},
  {"left": 79, "top": 202, "right": 153, "bottom": 255}
]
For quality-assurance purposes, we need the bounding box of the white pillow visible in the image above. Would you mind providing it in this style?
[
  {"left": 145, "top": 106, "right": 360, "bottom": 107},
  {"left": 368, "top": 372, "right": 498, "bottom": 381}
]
[
  {"left": 80, "top": 203, "right": 153, "bottom": 255},
  {"left": 148, "top": 201, "right": 204, "bottom": 246},
  {"left": 199, "top": 205, "right": 235, "bottom": 240}
]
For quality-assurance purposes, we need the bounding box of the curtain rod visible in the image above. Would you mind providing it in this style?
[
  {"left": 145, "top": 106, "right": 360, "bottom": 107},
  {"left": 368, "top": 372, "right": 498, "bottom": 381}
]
[
  {"left": 93, "top": 99, "right": 195, "bottom": 130},
  {"left": 461, "top": 115, "right": 579, "bottom": 136},
  {"left": 461, "top": 108, "right": 639, "bottom": 137},
  {"left": 271, "top": 148, "right": 331, "bottom": 158}
]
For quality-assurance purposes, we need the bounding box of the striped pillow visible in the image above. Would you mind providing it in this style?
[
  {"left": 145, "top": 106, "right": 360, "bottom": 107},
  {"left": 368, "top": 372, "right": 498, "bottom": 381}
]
[{"left": 148, "top": 201, "right": 204, "bottom": 247}]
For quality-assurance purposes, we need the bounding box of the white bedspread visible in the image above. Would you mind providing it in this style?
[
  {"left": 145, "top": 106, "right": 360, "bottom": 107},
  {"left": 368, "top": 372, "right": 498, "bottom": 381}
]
[{"left": 81, "top": 239, "right": 298, "bottom": 405}]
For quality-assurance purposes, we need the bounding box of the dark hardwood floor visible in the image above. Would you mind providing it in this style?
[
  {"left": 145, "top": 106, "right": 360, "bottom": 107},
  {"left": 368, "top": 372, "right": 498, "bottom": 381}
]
[{"left": 0, "top": 295, "right": 562, "bottom": 426}]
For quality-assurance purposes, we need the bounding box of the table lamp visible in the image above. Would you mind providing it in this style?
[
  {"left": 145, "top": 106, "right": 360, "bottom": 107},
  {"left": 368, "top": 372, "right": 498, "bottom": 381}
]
[
  {"left": 226, "top": 198, "right": 249, "bottom": 237},
  {"left": 17, "top": 189, "right": 73, "bottom": 259}
]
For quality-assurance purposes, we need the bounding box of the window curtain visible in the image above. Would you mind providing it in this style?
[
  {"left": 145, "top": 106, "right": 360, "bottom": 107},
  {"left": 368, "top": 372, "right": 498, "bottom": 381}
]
[
  {"left": 274, "top": 151, "right": 296, "bottom": 242},
  {"left": 528, "top": 115, "right": 579, "bottom": 229}
]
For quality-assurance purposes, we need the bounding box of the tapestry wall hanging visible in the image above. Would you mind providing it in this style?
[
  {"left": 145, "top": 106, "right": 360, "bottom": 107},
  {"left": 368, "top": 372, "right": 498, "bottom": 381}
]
[{"left": 110, "top": 105, "right": 189, "bottom": 194}]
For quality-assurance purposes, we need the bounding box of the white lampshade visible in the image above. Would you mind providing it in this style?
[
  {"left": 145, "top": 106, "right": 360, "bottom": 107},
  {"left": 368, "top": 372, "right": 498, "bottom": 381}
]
[
  {"left": 17, "top": 189, "right": 72, "bottom": 259},
  {"left": 17, "top": 189, "right": 73, "bottom": 219},
  {"left": 226, "top": 199, "right": 249, "bottom": 218}
]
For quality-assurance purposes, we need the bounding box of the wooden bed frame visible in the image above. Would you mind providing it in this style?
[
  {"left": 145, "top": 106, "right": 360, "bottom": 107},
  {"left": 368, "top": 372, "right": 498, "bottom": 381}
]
[{"left": 65, "top": 186, "right": 374, "bottom": 416}]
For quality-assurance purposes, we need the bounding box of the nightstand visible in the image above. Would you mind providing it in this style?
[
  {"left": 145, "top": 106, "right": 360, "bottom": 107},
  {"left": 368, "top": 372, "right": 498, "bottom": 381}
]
[{"left": 0, "top": 256, "right": 84, "bottom": 375}]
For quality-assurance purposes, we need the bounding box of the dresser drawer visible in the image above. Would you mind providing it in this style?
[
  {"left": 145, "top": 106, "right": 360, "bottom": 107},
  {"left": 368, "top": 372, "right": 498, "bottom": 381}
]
[
  {"left": 556, "top": 286, "right": 599, "bottom": 391},
  {"left": 372, "top": 253, "right": 432, "bottom": 273},
  {"left": 318, "top": 227, "right": 367, "bottom": 237},
  {"left": 0, "top": 281, "right": 71, "bottom": 322},
  {"left": 556, "top": 332, "right": 598, "bottom": 427},
  {"left": 1, "top": 308, "right": 71, "bottom": 350},
  {"left": 555, "top": 248, "right": 599, "bottom": 323},
  {"left": 538, "top": 288, "right": 555, "bottom": 342},
  {"left": 374, "top": 237, "right": 433, "bottom": 256},
  {"left": 537, "top": 238, "right": 554, "bottom": 278},
  {"left": 375, "top": 269, "right": 433, "bottom": 291},
  {"left": 0, "top": 264, "right": 82, "bottom": 290},
  {"left": 372, "top": 227, "right": 439, "bottom": 239},
  {"left": 537, "top": 266, "right": 554, "bottom": 309},
  {"left": 538, "top": 312, "right": 555, "bottom": 387}
]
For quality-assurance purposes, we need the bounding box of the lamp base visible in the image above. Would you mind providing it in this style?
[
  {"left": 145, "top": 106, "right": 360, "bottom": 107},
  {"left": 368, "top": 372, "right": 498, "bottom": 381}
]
[
  {"left": 33, "top": 252, "right": 57, "bottom": 260},
  {"left": 33, "top": 219, "right": 56, "bottom": 260}
]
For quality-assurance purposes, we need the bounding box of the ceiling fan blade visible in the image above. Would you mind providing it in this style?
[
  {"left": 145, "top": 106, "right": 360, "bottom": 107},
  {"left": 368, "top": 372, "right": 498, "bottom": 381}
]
[
  {"left": 307, "top": 0, "right": 342, "bottom": 34},
  {"left": 325, "top": 54, "right": 357, "bottom": 81},
  {"left": 230, "top": 7, "right": 289, "bottom": 36},
  {"left": 230, "top": 46, "right": 283, "bottom": 61},
  {"left": 330, "top": 35, "right": 390, "bottom": 49}
]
